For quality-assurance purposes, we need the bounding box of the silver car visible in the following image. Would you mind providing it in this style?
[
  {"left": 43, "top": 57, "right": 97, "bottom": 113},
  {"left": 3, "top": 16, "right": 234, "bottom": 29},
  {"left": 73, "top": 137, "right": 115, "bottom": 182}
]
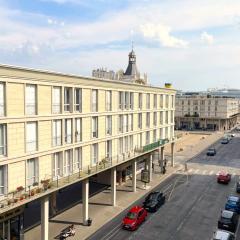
[{"left": 213, "top": 229, "right": 235, "bottom": 240}]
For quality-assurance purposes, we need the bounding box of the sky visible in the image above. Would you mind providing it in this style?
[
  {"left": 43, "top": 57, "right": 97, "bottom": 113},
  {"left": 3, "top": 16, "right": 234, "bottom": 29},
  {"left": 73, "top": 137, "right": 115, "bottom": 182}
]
[{"left": 0, "top": 0, "right": 240, "bottom": 91}]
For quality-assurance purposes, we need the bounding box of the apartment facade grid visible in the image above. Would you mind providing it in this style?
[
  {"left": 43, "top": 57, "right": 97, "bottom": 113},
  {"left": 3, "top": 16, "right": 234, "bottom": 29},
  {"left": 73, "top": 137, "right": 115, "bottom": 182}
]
[{"left": 0, "top": 65, "right": 175, "bottom": 197}]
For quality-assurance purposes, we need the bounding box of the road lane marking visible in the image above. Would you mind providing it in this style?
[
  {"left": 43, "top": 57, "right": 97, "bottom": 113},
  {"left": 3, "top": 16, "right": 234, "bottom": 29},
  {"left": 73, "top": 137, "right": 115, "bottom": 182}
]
[
  {"left": 209, "top": 170, "right": 214, "bottom": 175},
  {"left": 202, "top": 170, "right": 207, "bottom": 175},
  {"left": 100, "top": 223, "right": 122, "bottom": 240}
]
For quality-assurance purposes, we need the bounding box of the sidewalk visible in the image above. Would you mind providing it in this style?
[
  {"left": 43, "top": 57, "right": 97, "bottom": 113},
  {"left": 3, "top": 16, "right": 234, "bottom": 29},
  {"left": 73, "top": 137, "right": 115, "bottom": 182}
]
[
  {"left": 25, "top": 131, "right": 223, "bottom": 240},
  {"left": 25, "top": 165, "right": 181, "bottom": 240}
]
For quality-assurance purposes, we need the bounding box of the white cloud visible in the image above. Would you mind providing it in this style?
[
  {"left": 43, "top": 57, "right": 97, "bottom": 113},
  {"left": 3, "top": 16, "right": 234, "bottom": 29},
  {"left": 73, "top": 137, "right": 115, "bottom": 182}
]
[
  {"left": 140, "top": 23, "right": 189, "bottom": 48},
  {"left": 201, "top": 31, "right": 214, "bottom": 44}
]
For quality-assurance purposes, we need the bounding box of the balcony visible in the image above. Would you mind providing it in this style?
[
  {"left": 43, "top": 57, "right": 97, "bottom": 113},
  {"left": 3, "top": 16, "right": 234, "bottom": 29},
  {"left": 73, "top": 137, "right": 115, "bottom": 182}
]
[{"left": 0, "top": 138, "right": 172, "bottom": 215}]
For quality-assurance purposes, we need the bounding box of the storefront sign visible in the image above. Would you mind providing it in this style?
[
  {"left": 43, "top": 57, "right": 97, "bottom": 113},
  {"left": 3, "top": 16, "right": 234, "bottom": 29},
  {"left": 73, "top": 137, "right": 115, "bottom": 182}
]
[
  {"left": 141, "top": 169, "right": 150, "bottom": 183},
  {"left": 143, "top": 138, "right": 169, "bottom": 152}
]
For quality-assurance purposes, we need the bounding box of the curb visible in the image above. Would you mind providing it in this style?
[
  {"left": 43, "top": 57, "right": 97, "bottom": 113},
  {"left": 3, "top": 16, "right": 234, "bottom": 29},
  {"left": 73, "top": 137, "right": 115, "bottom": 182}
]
[{"left": 86, "top": 165, "right": 182, "bottom": 240}]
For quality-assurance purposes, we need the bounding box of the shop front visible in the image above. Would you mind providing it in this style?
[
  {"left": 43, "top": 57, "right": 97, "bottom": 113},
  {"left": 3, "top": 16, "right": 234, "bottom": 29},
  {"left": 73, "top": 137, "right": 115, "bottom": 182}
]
[{"left": 0, "top": 207, "right": 24, "bottom": 240}]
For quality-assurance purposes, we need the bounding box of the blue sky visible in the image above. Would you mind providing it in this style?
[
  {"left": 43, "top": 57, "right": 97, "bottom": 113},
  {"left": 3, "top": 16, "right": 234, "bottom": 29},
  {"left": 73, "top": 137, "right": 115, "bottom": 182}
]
[{"left": 0, "top": 0, "right": 240, "bottom": 90}]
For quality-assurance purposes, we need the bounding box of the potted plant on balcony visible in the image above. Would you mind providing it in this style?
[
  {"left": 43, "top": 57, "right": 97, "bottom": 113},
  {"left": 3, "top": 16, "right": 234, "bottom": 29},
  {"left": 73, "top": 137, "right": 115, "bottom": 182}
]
[
  {"left": 41, "top": 179, "right": 50, "bottom": 191},
  {"left": 30, "top": 189, "right": 35, "bottom": 196},
  {"left": 16, "top": 186, "right": 24, "bottom": 193}
]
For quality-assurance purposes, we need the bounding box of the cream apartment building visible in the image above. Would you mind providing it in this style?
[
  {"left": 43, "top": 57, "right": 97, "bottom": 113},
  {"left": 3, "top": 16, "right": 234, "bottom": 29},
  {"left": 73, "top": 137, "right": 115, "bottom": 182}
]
[
  {"left": 175, "top": 94, "right": 239, "bottom": 131},
  {"left": 0, "top": 51, "right": 175, "bottom": 240}
]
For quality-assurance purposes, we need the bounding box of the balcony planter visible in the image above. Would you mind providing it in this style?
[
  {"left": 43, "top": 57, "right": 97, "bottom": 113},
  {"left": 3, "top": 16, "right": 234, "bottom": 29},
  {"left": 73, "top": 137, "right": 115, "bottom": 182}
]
[
  {"left": 35, "top": 187, "right": 43, "bottom": 194},
  {"left": 16, "top": 186, "right": 24, "bottom": 192},
  {"left": 14, "top": 198, "right": 18, "bottom": 203},
  {"left": 30, "top": 190, "right": 35, "bottom": 196},
  {"left": 41, "top": 179, "right": 50, "bottom": 191}
]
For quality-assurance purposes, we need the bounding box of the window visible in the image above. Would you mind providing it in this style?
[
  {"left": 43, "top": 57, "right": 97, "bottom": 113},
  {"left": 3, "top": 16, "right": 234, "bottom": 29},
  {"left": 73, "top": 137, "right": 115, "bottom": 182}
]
[
  {"left": 160, "top": 95, "right": 163, "bottom": 108},
  {"left": 129, "top": 135, "right": 133, "bottom": 151},
  {"left": 123, "top": 115, "right": 128, "bottom": 132},
  {"left": 119, "top": 92, "right": 124, "bottom": 110},
  {"left": 0, "top": 124, "right": 6, "bottom": 156},
  {"left": 171, "top": 95, "right": 174, "bottom": 108},
  {"left": 129, "top": 114, "right": 133, "bottom": 131},
  {"left": 75, "top": 118, "right": 82, "bottom": 142},
  {"left": 130, "top": 92, "right": 134, "bottom": 110},
  {"left": 125, "top": 92, "right": 129, "bottom": 109},
  {"left": 146, "top": 131, "right": 150, "bottom": 145},
  {"left": 165, "top": 111, "right": 169, "bottom": 124},
  {"left": 26, "top": 122, "right": 37, "bottom": 152},
  {"left": 91, "top": 143, "right": 98, "bottom": 165},
  {"left": 106, "top": 140, "right": 112, "bottom": 159},
  {"left": 160, "top": 128, "right": 163, "bottom": 139},
  {"left": 27, "top": 158, "right": 38, "bottom": 186},
  {"left": 52, "top": 152, "right": 63, "bottom": 179},
  {"left": 138, "top": 113, "right": 142, "bottom": 129},
  {"left": 165, "top": 127, "right": 169, "bottom": 139},
  {"left": 154, "top": 94, "right": 157, "bottom": 109},
  {"left": 160, "top": 112, "right": 163, "bottom": 125},
  {"left": 74, "top": 147, "right": 82, "bottom": 172},
  {"left": 153, "top": 112, "right": 157, "bottom": 126},
  {"left": 25, "top": 84, "right": 36, "bottom": 115},
  {"left": 64, "top": 87, "right": 72, "bottom": 112},
  {"left": 92, "top": 89, "right": 98, "bottom": 112},
  {"left": 138, "top": 93, "right": 142, "bottom": 109},
  {"left": 118, "top": 115, "right": 123, "bottom": 133},
  {"left": 92, "top": 117, "right": 98, "bottom": 138},
  {"left": 137, "top": 133, "right": 142, "bottom": 148},
  {"left": 124, "top": 136, "right": 128, "bottom": 153},
  {"left": 74, "top": 88, "right": 82, "bottom": 112},
  {"left": 64, "top": 150, "right": 73, "bottom": 176},
  {"left": 0, "top": 166, "right": 6, "bottom": 195},
  {"left": 106, "top": 116, "right": 112, "bottom": 135},
  {"left": 65, "top": 119, "right": 72, "bottom": 144},
  {"left": 0, "top": 83, "right": 4, "bottom": 116},
  {"left": 118, "top": 137, "right": 123, "bottom": 155},
  {"left": 146, "top": 93, "right": 150, "bottom": 109},
  {"left": 106, "top": 91, "right": 112, "bottom": 111},
  {"left": 146, "top": 112, "right": 150, "bottom": 128},
  {"left": 53, "top": 120, "right": 62, "bottom": 146},
  {"left": 166, "top": 95, "right": 169, "bottom": 108},
  {"left": 52, "top": 87, "right": 61, "bottom": 114},
  {"left": 153, "top": 130, "right": 157, "bottom": 142}
]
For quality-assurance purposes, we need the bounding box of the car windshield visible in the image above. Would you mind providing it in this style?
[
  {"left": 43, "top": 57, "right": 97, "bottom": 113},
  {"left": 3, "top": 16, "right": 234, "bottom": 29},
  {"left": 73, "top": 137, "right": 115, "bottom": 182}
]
[
  {"left": 208, "top": 149, "right": 215, "bottom": 152},
  {"left": 147, "top": 193, "right": 158, "bottom": 201},
  {"left": 126, "top": 212, "right": 137, "bottom": 220},
  {"left": 228, "top": 200, "right": 237, "bottom": 205},
  {"left": 221, "top": 211, "right": 233, "bottom": 219}
]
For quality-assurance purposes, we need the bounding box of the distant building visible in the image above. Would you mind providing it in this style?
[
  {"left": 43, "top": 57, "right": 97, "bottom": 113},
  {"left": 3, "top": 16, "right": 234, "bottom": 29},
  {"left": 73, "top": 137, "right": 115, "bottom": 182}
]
[
  {"left": 92, "top": 68, "right": 116, "bottom": 80},
  {"left": 92, "top": 49, "right": 148, "bottom": 84},
  {"left": 175, "top": 94, "right": 239, "bottom": 131},
  {"left": 207, "top": 88, "right": 240, "bottom": 98}
]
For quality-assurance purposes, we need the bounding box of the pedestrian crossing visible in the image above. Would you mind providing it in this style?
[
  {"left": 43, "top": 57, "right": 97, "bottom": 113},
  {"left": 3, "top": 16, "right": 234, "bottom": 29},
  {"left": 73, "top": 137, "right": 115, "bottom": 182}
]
[{"left": 187, "top": 168, "right": 239, "bottom": 177}]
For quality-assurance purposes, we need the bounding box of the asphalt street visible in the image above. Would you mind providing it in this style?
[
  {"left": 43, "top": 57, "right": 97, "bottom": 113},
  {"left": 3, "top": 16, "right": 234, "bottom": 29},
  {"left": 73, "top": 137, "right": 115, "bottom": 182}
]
[{"left": 88, "top": 132, "right": 240, "bottom": 240}]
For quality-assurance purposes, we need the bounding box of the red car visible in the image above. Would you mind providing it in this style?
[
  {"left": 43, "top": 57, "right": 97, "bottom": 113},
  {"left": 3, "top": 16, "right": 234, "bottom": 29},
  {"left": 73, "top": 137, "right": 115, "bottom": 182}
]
[
  {"left": 217, "top": 171, "right": 231, "bottom": 184},
  {"left": 122, "top": 206, "right": 147, "bottom": 230}
]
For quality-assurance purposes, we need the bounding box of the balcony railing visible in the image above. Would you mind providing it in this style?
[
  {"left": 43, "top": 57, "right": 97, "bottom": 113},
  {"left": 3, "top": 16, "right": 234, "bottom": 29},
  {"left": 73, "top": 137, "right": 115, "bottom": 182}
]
[{"left": 0, "top": 138, "right": 173, "bottom": 214}]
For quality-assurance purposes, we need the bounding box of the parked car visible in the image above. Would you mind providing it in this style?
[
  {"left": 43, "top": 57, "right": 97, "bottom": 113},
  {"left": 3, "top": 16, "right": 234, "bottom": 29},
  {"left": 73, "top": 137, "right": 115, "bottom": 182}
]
[
  {"left": 143, "top": 191, "right": 165, "bottom": 212},
  {"left": 236, "top": 181, "right": 240, "bottom": 193},
  {"left": 122, "top": 206, "right": 147, "bottom": 230},
  {"left": 207, "top": 148, "right": 216, "bottom": 156},
  {"left": 230, "top": 133, "right": 235, "bottom": 137},
  {"left": 213, "top": 229, "right": 235, "bottom": 240},
  {"left": 218, "top": 210, "right": 239, "bottom": 232},
  {"left": 225, "top": 196, "right": 240, "bottom": 213},
  {"left": 217, "top": 172, "right": 231, "bottom": 184},
  {"left": 221, "top": 138, "right": 229, "bottom": 144}
]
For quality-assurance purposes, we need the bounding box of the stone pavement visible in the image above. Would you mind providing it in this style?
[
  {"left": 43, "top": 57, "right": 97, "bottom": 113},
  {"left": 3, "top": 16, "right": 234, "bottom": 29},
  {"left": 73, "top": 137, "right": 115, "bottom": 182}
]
[{"left": 24, "top": 131, "right": 223, "bottom": 240}]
